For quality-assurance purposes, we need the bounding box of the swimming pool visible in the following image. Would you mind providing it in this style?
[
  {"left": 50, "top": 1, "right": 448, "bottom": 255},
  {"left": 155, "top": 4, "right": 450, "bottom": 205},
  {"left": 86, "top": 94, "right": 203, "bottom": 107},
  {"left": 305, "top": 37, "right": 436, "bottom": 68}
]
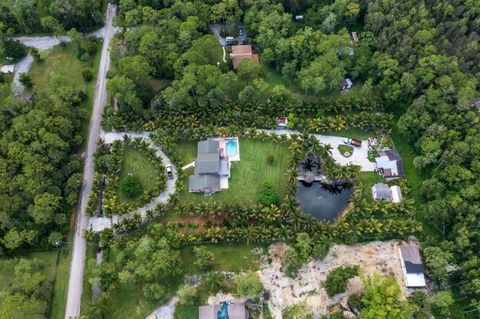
[{"left": 226, "top": 140, "right": 238, "bottom": 157}]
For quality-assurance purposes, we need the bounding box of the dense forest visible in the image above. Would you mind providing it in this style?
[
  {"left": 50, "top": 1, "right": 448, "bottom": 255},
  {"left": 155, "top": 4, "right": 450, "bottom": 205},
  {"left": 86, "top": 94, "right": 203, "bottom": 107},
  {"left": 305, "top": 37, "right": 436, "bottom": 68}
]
[{"left": 0, "top": 0, "right": 104, "bottom": 35}]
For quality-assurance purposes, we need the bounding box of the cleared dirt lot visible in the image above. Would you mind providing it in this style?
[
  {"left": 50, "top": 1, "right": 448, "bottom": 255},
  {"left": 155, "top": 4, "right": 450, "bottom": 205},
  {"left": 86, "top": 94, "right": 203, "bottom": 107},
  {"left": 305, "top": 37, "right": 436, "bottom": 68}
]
[{"left": 258, "top": 240, "right": 409, "bottom": 319}]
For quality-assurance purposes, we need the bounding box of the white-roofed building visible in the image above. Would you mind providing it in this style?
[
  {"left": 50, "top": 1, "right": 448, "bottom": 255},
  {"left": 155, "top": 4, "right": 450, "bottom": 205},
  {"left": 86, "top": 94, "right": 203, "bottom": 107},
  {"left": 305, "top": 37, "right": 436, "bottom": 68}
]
[
  {"left": 399, "top": 245, "right": 427, "bottom": 288},
  {"left": 0, "top": 65, "right": 15, "bottom": 73}
]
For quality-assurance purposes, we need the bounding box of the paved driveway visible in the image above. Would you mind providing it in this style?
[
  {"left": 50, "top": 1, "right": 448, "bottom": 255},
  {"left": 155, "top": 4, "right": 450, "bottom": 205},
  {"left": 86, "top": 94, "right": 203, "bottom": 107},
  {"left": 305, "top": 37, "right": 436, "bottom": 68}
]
[
  {"left": 259, "top": 129, "right": 376, "bottom": 171},
  {"left": 209, "top": 23, "right": 247, "bottom": 46}
]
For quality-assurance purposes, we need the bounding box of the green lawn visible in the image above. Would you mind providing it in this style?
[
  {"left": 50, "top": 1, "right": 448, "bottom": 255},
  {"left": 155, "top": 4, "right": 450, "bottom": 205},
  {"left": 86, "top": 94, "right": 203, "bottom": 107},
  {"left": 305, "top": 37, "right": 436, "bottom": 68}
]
[
  {"left": 117, "top": 147, "right": 161, "bottom": 203},
  {"left": 28, "top": 41, "right": 102, "bottom": 141},
  {"left": 179, "top": 139, "right": 290, "bottom": 204},
  {"left": 175, "top": 141, "right": 197, "bottom": 166},
  {"left": 338, "top": 144, "right": 353, "bottom": 157}
]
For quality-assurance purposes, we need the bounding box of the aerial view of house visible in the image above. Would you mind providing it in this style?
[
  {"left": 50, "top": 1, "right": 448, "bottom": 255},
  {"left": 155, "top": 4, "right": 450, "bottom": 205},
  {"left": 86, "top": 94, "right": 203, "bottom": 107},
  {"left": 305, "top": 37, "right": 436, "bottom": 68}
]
[
  {"left": 399, "top": 245, "right": 427, "bottom": 288},
  {"left": 230, "top": 44, "right": 259, "bottom": 69},
  {"left": 372, "top": 183, "right": 403, "bottom": 203},
  {"left": 375, "top": 149, "right": 405, "bottom": 180}
]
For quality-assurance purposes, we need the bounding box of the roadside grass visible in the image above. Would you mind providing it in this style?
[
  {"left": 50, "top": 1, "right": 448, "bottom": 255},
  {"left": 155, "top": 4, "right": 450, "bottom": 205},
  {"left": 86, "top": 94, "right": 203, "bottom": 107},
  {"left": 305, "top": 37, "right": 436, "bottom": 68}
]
[
  {"left": 0, "top": 250, "right": 69, "bottom": 319},
  {"left": 338, "top": 144, "right": 353, "bottom": 157},
  {"left": 117, "top": 147, "right": 161, "bottom": 203},
  {"left": 27, "top": 41, "right": 102, "bottom": 141},
  {"left": 179, "top": 139, "right": 290, "bottom": 204}
]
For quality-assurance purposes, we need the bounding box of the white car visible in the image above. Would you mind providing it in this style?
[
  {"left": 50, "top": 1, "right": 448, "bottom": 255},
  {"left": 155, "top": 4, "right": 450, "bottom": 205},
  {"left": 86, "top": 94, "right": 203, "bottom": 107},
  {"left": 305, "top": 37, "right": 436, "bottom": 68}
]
[{"left": 166, "top": 165, "right": 174, "bottom": 179}]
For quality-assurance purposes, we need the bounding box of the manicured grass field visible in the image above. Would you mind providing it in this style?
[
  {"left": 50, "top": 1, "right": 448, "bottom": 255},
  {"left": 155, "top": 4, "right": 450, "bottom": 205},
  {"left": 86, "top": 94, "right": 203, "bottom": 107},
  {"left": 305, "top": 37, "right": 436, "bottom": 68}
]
[
  {"left": 338, "top": 144, "right": 353, "bottom": 157},
  {"left": 175, "top": 141, "right": 198, "bottom": 166},
  {"left": 179, "top": 139, "right": 290, "bottom": 204},
  {"left": 117, "top": 147, "right": 161, "bottom": 203}
]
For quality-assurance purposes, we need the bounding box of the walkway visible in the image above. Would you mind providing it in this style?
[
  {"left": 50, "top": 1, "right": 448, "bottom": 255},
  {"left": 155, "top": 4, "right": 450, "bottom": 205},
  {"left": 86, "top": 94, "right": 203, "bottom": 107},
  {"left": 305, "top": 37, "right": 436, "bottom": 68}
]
[
  {"left": 64, "top": 4, "right": 117, "bottom": 319},
  {"left": 259, "top": 129, "right": 376, "bottom": 171}
]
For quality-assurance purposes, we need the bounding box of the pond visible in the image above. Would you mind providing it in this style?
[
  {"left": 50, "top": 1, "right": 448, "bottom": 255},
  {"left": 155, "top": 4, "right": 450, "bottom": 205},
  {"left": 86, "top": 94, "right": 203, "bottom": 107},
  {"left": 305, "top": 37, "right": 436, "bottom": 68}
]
[{"left": 296, "top": 182, "right": 353, "bottom": 222}]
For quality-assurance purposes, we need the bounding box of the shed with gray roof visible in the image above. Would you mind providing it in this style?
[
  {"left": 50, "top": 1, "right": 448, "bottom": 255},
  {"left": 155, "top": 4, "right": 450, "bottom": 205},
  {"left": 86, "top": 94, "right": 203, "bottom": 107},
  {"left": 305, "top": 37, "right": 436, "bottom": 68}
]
[
  {"left": 371, "top": 183, "right": 391, "bottom": 200},
  {"left": 399, "top": 245, "right": 426, "bottom": 288}
]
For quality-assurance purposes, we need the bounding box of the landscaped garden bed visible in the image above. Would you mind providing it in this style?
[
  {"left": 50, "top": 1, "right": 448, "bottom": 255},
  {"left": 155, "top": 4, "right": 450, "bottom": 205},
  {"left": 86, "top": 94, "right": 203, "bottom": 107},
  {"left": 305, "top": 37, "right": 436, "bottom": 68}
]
[{"left": 338, "top": 144, "right": 354, "bottom": 157}]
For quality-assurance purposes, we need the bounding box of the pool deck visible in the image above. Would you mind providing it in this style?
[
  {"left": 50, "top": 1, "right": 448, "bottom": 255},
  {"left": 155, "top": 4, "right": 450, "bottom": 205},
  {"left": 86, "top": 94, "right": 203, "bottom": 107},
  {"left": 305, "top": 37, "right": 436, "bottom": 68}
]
[{"left": 216, "top": 137, "right": 240, "bottom": 161}]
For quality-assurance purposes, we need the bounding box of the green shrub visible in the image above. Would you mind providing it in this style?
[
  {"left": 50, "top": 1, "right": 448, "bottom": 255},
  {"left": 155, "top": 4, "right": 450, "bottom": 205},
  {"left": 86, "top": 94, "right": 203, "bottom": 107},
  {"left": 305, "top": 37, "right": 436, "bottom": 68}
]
[
  {"left": 281, "top": 247, "right": 304, "bottom": 277},
  {"left": 19, "top": 73, "right": 33, "bottom": 88},
  {"left": 120, "top": 175, "right": 143, "bottom": 198},
  {"left": 234, "top": 271, "right": 264, "bottom": 298},
  {"left": 266, "top": 154, "right": 275, "bottom": 164},
  {"left": 257, "top": 185, "right": 280, "bottom": 206},
  {"left": 193, "top": 246, "right": 214, "bottom": 271},
  {"left": 177, "top": 285, "right": 199, "bottom": 306},
  {"left": 282, "top": 302, "right": 313, "bottom": 319},
  {"left": 323, "top": 266, "right": 360, "bottom": 297}
]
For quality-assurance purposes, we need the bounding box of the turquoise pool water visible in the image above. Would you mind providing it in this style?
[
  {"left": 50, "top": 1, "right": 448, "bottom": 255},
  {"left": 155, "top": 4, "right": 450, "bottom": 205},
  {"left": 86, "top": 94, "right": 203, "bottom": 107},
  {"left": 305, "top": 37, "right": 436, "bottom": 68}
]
[{"left": 226, "top": 140, "right": 238, "bottom": 157}]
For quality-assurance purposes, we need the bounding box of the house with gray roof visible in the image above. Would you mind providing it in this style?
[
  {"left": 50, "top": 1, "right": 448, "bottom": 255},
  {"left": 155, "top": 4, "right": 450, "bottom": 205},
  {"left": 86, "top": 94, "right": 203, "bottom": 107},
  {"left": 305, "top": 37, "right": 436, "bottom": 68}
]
[
  {"left": 189, "top": 139, "right": 230, "bottom": 194},
  {"left": 371, "top": 183, "right": 403, "bottom": 203},
  {"left": 399, "top": 245, "right": 426, "bottom": 288},
  {"left": 375, "top": 149, "right": 405, "bottom": 180}
]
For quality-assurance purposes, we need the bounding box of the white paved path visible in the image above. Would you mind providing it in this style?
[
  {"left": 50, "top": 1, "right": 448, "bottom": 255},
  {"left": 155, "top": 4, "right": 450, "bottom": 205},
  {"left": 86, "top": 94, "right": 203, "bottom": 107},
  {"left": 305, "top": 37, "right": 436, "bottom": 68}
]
[{"left": 259, "top": 129, "right": 376, "bottom": 171}]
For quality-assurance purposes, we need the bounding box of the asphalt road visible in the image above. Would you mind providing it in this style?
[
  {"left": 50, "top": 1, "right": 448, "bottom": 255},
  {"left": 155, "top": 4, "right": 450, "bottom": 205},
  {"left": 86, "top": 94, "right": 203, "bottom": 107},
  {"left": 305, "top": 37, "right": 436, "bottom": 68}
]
[{"left": 64, "top": 4, "right": 117, "bottom": 318}]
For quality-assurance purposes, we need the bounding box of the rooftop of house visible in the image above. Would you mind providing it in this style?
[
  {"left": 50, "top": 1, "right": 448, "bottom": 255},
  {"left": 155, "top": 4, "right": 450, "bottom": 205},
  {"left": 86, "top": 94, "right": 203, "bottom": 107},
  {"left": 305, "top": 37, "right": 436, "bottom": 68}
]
[
  {"left": 189, "top": 174, "right": 220, "bottom": 192},
  {"left": 400, "top": 245, "right": 425, "bottom": 274},
  {"left": 376, "top": 149, "right": 405, "bottom": 178},
  {"left": 372, "top": 183, "right": 391, "bottom": 199},
  {"left": 230, "top": 44, "right": 259, "bottom": 69}
]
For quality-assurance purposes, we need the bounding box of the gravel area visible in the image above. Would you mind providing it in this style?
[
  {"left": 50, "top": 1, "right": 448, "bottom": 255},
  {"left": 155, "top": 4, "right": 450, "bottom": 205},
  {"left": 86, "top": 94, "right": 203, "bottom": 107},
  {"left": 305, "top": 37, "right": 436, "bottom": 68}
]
[{"left": 258, "top": 240, "right": 407, "bottom": 319}]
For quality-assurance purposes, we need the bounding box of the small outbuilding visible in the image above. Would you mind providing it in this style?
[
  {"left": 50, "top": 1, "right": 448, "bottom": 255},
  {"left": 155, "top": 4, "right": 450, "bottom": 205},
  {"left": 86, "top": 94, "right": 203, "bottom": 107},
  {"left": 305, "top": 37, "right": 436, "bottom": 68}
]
[
  {"left": 371, "top": 183, "right": 391, "bottom": 201},
  {"left": 0, "top": 65, "right": 15, "bottom": 74},
  {"left": 340, "top": 78, "right": 353, "bottom": 90},
  {"left": 371, "top": 183, "right": 403, "bottom": 203},
  {"left": 399, "top": 245, "right": 427, "bottom": 288},
  {"left": 351, "top": 31, "right": 359, "bottom": 43}
]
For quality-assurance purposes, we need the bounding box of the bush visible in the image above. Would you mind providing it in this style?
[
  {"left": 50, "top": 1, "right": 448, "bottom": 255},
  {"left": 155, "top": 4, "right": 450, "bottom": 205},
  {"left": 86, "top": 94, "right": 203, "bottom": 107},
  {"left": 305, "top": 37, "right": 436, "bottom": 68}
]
[
  {"left": 234, "top": 271, "right": 264, "bottom": 298},
  {"left": 120, "top": 175, "right": 142, "bottom": 198},
  {"left": 257, "top": 185, "right": 280, "bottom": 206},
  {"left": 193, "top": 246, "right": 214, "bottom": 271},
  {"left": 177, "top": 285, "right": 199, "bottom": 306},
  {"left": 82, "top": 68, "right": 93, "bottom": 82},
  {"left": 266, "top": 154, "right": 275, "bottom": 164},
  {"left": 282, "top": 302, "right": 313, "bottom": 319},
  {"left": 19, "top": 73, "right": 33, "bottom": 88},
  {"left": 79, "top": 52, "right": 90, "bottom": 62},
  {"left": 281, "top": 247, "right": 304, "bottom": 277},
  {"left": 4, "top": 39, "right": 27, "bottom": 62},
  {"left": 323, "top": 266, "right": 360, "bottom": 297}
]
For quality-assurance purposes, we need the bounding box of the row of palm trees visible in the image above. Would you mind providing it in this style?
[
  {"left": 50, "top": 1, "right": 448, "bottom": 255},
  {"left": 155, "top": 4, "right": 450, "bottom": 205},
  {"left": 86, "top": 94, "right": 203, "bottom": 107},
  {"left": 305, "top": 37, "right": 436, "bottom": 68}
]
[{"left": 306, "top": 112, "right": 394, "bottom": 133}]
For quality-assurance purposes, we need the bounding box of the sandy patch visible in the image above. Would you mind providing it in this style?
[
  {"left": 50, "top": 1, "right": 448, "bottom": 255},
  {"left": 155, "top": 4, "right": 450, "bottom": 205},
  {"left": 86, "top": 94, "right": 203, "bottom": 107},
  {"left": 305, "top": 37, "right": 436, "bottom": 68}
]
[{"left": 258, "top": 240, "right": 407, "bottom": 319}]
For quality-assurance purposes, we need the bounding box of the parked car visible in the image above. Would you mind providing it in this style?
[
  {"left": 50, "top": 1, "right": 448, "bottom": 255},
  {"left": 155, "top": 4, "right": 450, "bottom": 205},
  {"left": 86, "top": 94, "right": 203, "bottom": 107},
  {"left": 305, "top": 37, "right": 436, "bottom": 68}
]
[
  {"left": 344, "top": 138, "right": 362, "bottom": 147},
  {"left": 225, "top": 36, "right": 235, "bottom": 45},
  {"left": 166, "top": 165, "right": 174, "bottom": 179},
  {"left": 239, "top": 28, "right": 243, "bottom": 36}
]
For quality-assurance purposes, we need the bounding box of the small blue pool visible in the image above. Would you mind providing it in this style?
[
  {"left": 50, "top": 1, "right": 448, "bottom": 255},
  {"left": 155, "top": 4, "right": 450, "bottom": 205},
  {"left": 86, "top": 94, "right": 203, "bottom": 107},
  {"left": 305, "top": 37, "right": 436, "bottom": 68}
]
[{"left": 226, "top": 140, "right": 238, "bottom": 157}]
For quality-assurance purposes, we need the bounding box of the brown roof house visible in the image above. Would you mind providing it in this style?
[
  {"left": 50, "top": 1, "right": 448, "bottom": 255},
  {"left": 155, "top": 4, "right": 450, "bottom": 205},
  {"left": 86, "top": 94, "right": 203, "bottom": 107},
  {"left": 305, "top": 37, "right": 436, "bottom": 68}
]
[
  {"left": 375, "top": 149, "right": 405, "bottom": 180},
  {"left": 199, "top": 302, "right": 248, "bottom": 319},
  {"left": 230, "top": 45, "right": 259, "bottom": 70}
]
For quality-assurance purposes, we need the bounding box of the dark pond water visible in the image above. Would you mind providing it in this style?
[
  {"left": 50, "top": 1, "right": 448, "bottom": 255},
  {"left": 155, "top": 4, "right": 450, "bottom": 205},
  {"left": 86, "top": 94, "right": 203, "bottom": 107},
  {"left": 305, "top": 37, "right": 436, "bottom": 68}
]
[{"left": 296, "top": 182, "right": 353, "bottom": 221}]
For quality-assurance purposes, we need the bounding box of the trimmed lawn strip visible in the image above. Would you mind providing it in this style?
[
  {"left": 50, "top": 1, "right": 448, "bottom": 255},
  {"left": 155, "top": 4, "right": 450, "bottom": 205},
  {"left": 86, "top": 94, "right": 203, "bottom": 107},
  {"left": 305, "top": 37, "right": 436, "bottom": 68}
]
[
  {"left": 117, "top": 147, "right": 161, "bottom": 203},
  {"left": 179, "top": 139, "right": 290, "bottom": 204},
  {"left": 338, "top": 144, "right": 353, "bottom": 157},
  {"left": 358, "top": 172, "right": 384, "bottom": 188}
]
